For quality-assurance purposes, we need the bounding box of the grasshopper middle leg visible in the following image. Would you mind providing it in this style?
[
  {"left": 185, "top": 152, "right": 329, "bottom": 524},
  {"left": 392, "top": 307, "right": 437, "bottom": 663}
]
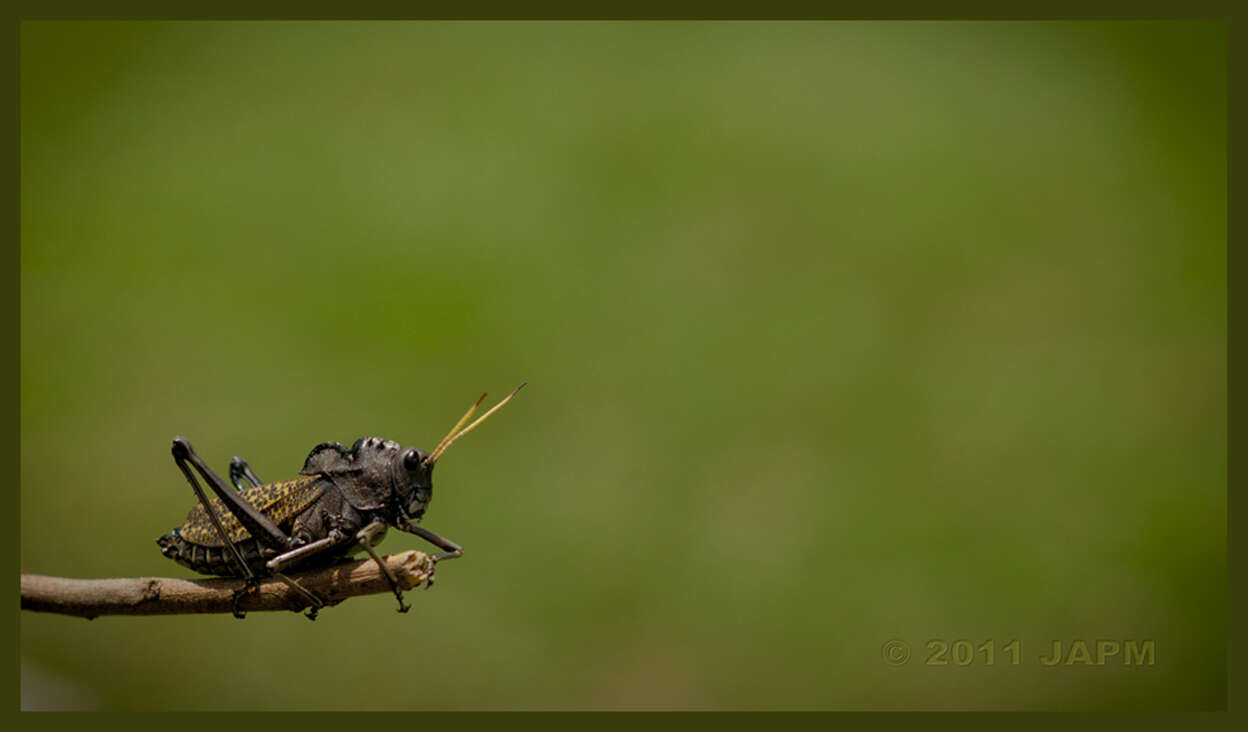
[
  {"left": 264, "top": 535, "right": 353, "bottom": 620},
  {"left": 356, "top": 520, "right": 410, "bottom": 613}
]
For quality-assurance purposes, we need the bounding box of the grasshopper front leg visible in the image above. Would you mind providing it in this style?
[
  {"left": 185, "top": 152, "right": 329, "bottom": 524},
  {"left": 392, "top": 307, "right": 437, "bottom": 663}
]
[{"left": 397, "top": 523, "right": 463, "bottom": 589}]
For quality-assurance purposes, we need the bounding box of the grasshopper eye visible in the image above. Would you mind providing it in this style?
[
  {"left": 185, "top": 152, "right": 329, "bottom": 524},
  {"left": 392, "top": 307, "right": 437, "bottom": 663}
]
[{"left": 403, "top": 448, "right": 423, "bottom": 470}]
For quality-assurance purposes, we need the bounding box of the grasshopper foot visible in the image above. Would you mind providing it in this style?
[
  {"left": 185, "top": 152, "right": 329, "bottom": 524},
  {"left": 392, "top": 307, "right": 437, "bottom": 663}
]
[
  {"left": 423, "top": 556, "right": 438, "bottom": 590},
  {"left": 231, "top": 579, "right": 259, "bottom": 619},
  {"left": 391, "top": 583, "right": 411, "bottom": 612},
  {"left": 380, "top": 563, "right": 410, "bottom": 611}
]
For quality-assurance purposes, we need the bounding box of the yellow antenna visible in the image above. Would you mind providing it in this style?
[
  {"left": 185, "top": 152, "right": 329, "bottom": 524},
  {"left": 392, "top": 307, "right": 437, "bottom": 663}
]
[
  {"left": 428, "top": 392, "right": 487, "bottom": 463},
  {"left": 424, "top": 382, "right": 526, "bottom": 467}
]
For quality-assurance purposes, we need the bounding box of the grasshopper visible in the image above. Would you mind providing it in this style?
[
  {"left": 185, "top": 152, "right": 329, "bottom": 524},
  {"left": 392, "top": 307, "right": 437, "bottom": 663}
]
[{"left": 157, "top": 384, "right": 524, "bottom": 619}]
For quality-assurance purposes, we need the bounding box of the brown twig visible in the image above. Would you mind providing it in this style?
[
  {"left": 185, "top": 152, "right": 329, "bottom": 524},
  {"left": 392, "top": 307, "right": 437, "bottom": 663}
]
[{"left": 20, "top": 550, "right": 434, "bottom": 619}]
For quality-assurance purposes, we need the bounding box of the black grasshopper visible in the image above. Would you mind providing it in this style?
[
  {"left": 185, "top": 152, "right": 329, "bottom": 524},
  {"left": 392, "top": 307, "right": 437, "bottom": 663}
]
[{"left": 157, "top": 384, "right": 524, "bottom": 619}]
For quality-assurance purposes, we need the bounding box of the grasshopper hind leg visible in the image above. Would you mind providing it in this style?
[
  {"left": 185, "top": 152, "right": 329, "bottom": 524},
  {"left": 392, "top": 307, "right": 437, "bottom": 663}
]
[
  {"left": 172, "top": 437, "right": 318, "bottom": 619},
  {"left": 227, "top": 456, "right": 322, "bottom": 619},
  {"left": 171, "top": 437, "right": 263, "bottom": 612}
]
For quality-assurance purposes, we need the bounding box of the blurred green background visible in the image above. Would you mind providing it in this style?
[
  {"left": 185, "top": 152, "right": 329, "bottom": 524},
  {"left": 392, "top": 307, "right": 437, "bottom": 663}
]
[{"left": 20, "top": 21, "right": 1225, "bottom": 710}]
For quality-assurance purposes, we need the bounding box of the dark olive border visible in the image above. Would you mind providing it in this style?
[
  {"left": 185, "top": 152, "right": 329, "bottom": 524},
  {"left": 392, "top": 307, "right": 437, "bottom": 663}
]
[{"left": 8, "top": 7, "right": 1234, "bottom": 721}]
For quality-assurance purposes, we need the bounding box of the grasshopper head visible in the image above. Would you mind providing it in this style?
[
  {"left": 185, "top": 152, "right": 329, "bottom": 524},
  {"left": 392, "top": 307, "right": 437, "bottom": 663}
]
[
  {"left": 397, "top": 383, "right": 526, "bottom": 523},
  {"left": 396, "top": 446, "right": 433, "bottom": 521}
]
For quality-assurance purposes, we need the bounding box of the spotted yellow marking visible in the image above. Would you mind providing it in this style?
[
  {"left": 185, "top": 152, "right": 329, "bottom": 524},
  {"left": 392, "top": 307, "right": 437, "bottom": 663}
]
[{"left": 178, "top": 475, "right": 325, "bottom": 546}]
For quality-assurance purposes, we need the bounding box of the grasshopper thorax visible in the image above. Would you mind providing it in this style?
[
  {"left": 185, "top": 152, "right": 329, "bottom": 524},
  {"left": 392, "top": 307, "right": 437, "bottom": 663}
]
[{"left": 298, "top": 436, "right": 432, "bottom": 519}]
